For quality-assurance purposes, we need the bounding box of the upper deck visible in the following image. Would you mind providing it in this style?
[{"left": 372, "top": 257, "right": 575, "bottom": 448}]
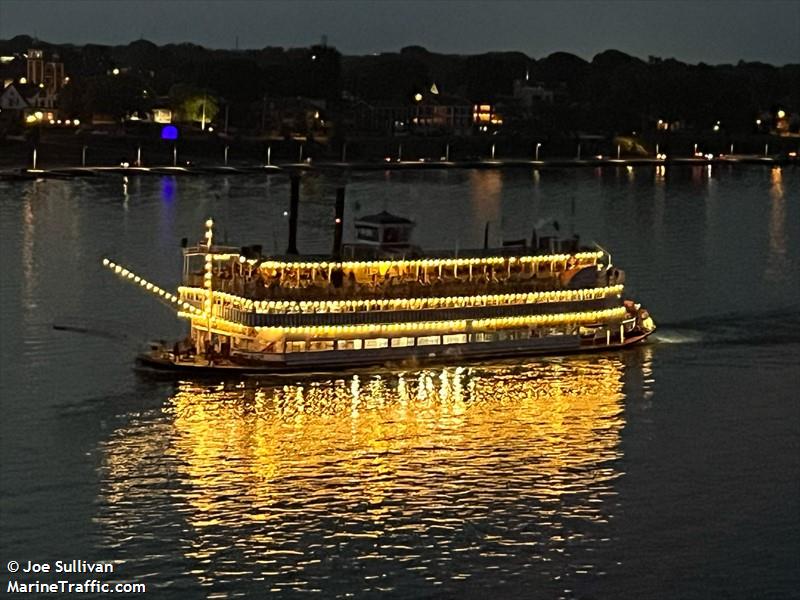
[{"left": 183, "top": 245, "right": 610, "bottom": 303}]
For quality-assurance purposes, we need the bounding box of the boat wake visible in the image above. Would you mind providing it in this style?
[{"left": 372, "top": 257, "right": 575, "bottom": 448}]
[
  {"left": 652, "top": 330, "right": 704, "bottom": 345},
  {"left": 652, "top": 306, "right": 800, "bottom": 348}
]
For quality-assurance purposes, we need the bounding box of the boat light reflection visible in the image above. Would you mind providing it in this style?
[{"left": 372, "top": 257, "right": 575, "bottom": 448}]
[{"left": 97, "top": 357, "right": 632, "bottom": 592}]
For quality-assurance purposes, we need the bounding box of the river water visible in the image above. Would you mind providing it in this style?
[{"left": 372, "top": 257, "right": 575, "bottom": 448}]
[{"left": 1, "top": 166, "right": 798, "bottom": 599}]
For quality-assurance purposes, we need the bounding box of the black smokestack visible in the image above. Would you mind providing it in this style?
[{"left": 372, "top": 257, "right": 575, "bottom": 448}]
[
  {"left": 332, "top": 187, "right": 345, "bottom": 258},
  {"left": 287, "top": 174, "right": 300, "bottom": 255},
  {"left": 483, "top": 221, "right": 490, "bottom": 250}
]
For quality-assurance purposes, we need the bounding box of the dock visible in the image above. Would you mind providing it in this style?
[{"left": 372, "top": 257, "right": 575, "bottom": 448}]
[{"left": 1, "top": 155, "right": 794, "bottom": 181}]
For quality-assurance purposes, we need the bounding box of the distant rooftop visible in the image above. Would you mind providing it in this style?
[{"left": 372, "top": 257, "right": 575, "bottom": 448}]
[{"left": 355, "top": 211, "right": 414, "bottom": 225}]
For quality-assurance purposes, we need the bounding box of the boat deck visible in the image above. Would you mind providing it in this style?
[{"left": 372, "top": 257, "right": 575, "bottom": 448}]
[{"left": 137, "top": 330, "right": 653, "bottom": 376}]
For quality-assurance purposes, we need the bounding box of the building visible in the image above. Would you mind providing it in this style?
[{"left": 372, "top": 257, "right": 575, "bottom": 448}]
[
  {"left": 0, "top": 49, "right": 69, "bottom": 128},
  {"left": 0, "top": 82, "right": 59, "bottom": 125},
  {"left": 352, "top": 92, "right": 473, "bottom": 136},
  {"left": 259, "top": 97, "right": 330, "bottom": 141},
  {"left": 512, "top": 80, "right": 556, "bottom": 106},
  {"left": 152, "top": 106, "right": 173, "bottom": 124},
  {"left": 26, "top": 49, "right": 67, "bottom": 94},
  {"left": 472, "top": 103, "right": 503, "bottom": 132}
]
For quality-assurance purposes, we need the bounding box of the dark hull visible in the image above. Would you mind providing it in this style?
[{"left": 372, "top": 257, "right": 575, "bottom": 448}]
[{"left": 135, "top": 330, "right": 654, "bottom": 378}]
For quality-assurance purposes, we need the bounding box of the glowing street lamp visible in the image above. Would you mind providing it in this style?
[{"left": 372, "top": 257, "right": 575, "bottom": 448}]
[{"left": 535, "top": 142, "right": 542, "bottom": 161}]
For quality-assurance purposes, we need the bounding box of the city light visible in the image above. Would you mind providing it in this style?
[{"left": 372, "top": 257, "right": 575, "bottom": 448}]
[{"left": 161, "top": 125, "right": 179, "bottom": 140}]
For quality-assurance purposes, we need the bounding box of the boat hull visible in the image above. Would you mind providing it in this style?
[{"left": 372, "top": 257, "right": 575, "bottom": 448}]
[{"left": 135, "top": 329, "right": 654, "bottom": 376}]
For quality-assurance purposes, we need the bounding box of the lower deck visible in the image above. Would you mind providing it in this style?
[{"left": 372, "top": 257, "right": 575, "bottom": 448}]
[{"left": 138, "top": 327, "right": 653, "bottom": 375}]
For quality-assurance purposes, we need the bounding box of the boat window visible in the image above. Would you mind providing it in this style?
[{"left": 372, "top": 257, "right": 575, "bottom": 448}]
[
  {"left": 309, "top": 340, "right": 334, "bottom": 352},
  {"left": 471, "top": 332, "right": 495, "bottom": 343},
  {"left": 417, "top": 335, "right": 441, "bottom": 346},
  {"left": 337, "top": 339, "right": 363, "bottom": 350},
  {"left": 391, "top": 337, "right": 415, "bottom": 347},
  {"left": 443, "top": 334, "right": 467, "bottom": 345},
  {"left": 356, "top": 226, "right": 379, "bottom": 242},
  {"left": 364, "top": 338, "right": 389, "bottom": 349}
]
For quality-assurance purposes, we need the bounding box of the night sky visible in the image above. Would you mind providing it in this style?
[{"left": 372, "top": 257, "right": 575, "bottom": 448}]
[{"left": 1, "top": 0, "right": 798, "bottom": 65}]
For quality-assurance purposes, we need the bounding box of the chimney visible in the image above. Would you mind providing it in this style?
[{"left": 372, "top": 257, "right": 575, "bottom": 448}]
[
  {"left": 287, "top": 175, "right": 300, "bottom": 254},
  {"left": 332, "top": 187, "right": 345, "bottom": 258}
]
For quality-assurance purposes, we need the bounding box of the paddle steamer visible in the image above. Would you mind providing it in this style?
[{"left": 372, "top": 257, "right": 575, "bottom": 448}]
[{"left": 103, "top": 185, "right": 654, "bottom": 374}]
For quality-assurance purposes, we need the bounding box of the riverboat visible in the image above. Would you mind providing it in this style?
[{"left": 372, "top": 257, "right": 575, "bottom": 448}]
[{"left": 102, "top": 188, "right": 654, "bottom": 374}]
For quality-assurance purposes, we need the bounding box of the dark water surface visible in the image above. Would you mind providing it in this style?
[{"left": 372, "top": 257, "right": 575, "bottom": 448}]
[{"left": 1, "top": 166, "right": 798, "bottom": 599}]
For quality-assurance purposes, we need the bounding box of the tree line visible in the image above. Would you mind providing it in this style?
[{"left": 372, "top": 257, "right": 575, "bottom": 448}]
[{"left": 2, "top": 35, "right": 797, "bottom": 136}]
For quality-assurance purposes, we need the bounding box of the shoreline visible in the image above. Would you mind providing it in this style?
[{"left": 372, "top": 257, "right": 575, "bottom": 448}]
[{"left": 1, "top": 154, "right": 796, "bottom": 181}]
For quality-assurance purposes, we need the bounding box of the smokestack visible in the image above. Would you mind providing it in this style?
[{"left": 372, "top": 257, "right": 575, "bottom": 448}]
[
  {"left": 483, "top": 222, "right": 490, "bottom": 250},
  {"left": 332, "top": 187, "right": 345, "bottom": 258},
  {"left": 287, "top": 174, "right": 300, "bottom": 254}
]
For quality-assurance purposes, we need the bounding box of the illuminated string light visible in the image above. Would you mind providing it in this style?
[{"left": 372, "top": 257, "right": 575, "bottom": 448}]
[
  {"left": 180, "top": 306, "right": 629, "bottom": 339},
  {"left": 101, "top": 258, "right": 204, "bottom": 316},
  {"left": 177, "top": 284, "right": 625, "bottom": 315},
  {"left": 182, "top": 250, "right": 604, "bottom": 271}
]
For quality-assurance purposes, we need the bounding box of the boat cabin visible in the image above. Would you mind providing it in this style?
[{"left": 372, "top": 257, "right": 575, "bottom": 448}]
[{"left": 345, "top": 211, "right": 416, "bottom": 258}]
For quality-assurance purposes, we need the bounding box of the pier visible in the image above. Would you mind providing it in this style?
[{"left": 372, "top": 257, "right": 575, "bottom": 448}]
[{"left": 1, "top": 154, "right": 795, "bottom": 181}]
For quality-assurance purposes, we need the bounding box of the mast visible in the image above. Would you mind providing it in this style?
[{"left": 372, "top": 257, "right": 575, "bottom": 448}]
[{"left": 204, "top": 218, "right": 214, "bottom": 346}]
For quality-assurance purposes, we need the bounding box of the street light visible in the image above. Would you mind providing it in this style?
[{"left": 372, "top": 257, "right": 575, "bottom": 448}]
[{"left": 535, "top": 142, "right": 541, "bottom": 161}]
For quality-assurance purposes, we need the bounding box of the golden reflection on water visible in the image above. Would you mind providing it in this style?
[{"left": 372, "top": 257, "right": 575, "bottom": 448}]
[
  {"left": 766, "top": 167, "right": 787, "bottom": 283},
  {"left": 469, "top": 170, "right": 503, "bottom": 244},
  {"left": 98, "top": 357, "right": 629, "bottom": 594}
]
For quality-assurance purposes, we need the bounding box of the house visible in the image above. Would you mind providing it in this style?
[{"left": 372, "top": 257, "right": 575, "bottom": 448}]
[
  {"left": 411, "top": 92, "right": 473, "bottom": 135},
  {"left": 0, "top": 49, "right": 69, "bottom": 127},
  {"left": 152, "top": 105, "right": 173, "bottom": 124},
  {"left": 259, "top": 97, "right": 330, "bottom": 141},
  {"left": 351, "top": 91, "right": 473, "bottom": 136},
  {"left": 0, "top": 82, "right": 59, "bottom": 125}
]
